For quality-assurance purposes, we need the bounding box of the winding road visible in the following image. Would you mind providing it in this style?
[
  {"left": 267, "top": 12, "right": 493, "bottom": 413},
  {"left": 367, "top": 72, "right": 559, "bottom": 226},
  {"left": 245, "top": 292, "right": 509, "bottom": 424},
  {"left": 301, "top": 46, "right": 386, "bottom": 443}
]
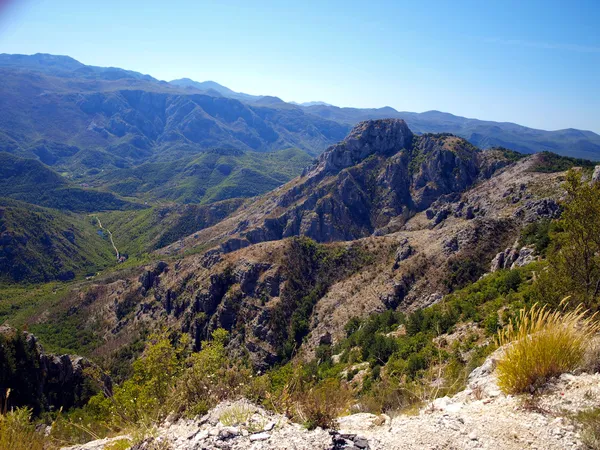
[{"left": 94, "top": 216, "right": 120, "bottom": 261}]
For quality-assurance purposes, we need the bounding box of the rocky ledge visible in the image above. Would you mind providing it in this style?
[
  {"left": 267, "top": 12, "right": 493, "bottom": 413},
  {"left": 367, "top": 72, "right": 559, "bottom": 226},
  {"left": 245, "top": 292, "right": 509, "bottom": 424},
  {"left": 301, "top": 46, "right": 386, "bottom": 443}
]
[
  {"left": 63, "top": 353, "right": 599, "bottom": 450},
  {"left": 0, "top": 325, "right": 111, "bottom": 413}
]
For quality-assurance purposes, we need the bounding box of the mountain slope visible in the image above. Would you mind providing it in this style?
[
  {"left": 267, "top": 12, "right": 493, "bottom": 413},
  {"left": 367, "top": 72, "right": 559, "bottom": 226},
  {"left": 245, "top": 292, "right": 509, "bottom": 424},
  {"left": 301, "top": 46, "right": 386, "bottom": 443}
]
[
  {"left": 20, "top": 120, "right": 573, "bottom": 370},
  {"left": 0, "top": 153, "right": 140, "bottom": 212},
  {"left": 0, "top": 198, "right": 115, "bottom": 283},
  {"left": 1, "top": 53, "right": 599, "bottom": 173},
  {"left": 161, "top": 120, "right": 512, "bottom": 254},
  {"left": 93, "top": 147, "right": 313, "bottom": 204},
  {"left": 0, "top": 55, "right": 349, "bottom": 171},
  {"left": 169, "top": 78, "right": 262, "bottom": 103}
]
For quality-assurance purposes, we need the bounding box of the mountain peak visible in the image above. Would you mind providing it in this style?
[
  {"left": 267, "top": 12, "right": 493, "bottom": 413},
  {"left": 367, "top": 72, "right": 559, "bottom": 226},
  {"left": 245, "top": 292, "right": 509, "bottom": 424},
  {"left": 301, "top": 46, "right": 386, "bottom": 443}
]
[{"left": 305, "top": 119, "right": 413, "bottom": 178}]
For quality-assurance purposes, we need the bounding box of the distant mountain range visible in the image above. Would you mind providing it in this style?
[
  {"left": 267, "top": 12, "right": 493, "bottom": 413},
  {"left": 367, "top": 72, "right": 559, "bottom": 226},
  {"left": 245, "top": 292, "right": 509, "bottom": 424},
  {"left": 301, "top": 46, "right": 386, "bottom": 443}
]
[{"left": 1, "top": 53, "right": 598, "bottom": 167}]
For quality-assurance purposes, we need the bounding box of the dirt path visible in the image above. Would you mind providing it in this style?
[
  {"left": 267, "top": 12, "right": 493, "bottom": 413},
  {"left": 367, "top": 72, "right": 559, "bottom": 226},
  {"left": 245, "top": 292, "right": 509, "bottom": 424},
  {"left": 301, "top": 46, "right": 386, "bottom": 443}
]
[{"left": 94, "top": 216, "right": 120, "bottom": 261}]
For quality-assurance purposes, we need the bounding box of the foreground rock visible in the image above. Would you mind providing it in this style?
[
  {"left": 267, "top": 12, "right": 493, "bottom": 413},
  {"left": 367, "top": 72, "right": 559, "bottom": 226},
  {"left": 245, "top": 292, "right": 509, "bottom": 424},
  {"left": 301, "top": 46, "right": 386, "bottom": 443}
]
[{"left": 64, "top": 360, "right": 599, "bottom": 450}]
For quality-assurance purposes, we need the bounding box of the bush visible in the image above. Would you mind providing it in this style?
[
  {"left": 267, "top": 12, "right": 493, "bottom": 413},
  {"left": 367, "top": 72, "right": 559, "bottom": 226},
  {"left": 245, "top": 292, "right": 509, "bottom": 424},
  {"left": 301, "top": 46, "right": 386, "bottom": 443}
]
[
  {"left": 269, "top": 364, "right": 350, "bottom": 430},
  {"left": 576, "top": 408, "right": 600, "bottom": 450},
  {"left": 496, "top": 302, "right": 600, "bottom": 393},
  {"left": 535, "top": 170, "right": 600, "bottom": 309},
  {"left": 168, "top": 329, "right": 253, "bottom": 417},
  {"left": 295, "top": 379, "right": 350, "bottom": 430},
  {"left": 0, "top": 405, "right": 45, "bottom": 450}
]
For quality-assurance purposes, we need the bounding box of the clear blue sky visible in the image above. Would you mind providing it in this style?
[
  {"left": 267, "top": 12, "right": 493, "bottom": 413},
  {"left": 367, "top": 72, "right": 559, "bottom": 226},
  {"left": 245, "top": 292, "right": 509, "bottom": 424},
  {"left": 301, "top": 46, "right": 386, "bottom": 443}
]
[{"left": 0, "top": 0, "right": 598, "bottom": 132}]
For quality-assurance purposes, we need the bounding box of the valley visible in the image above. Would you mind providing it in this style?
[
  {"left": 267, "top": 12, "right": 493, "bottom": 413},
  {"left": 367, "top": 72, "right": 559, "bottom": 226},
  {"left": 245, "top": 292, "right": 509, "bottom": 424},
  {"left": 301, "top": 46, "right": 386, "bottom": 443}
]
[{"left": 1, "top": 53, "right": 600, "bottom": 450}]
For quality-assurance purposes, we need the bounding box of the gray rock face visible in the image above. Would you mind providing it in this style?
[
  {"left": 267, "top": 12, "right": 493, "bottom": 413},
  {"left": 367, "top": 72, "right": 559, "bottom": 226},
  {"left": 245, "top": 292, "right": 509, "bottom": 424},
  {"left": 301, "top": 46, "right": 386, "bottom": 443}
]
[
  {"left": 222, "top": 121, "right": 507, "bottom": 249},
  {"left": 0, "top": 326, "right": 111, "bottom": 414},
  {"left": 393, "top": 237, "right": 413, "bottom": 269},
  {"left": 491, "top": 245, "right": 537, "bottom": 272},
  {"left": 513, "top": 198, "right": 561, "bottom": 223},
  {"left": 303, "top": 119, "right": 414, "bottom": 179},
  {"left": 593, "top": 165, "right": 600, "bottom": 183}
]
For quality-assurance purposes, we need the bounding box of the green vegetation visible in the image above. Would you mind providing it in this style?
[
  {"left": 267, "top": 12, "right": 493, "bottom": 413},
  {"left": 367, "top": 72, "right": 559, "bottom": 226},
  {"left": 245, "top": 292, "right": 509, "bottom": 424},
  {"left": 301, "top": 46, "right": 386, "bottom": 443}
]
[
  {"left": 0, "top": 199, "right": 115, "bottom": 283},
  {"left": 0, "top": 405, "right": 45, "bottom": 450},
  {"left": 529, "top": 151, "right": 597, "bottom": 173},
  {"left": 94, "top": 147, "right": 311, "bottom": 205},
  {"left": 0, "top": 153, "right": 141, "bottom": 212},
  {"left": 271, "top": 237, "right": 373, "bottom": 360},
  {"left": 0, "top": 331, "right": 43, "bottom": 414},
  {"left": 536, "top": 170, "right": 600, "bottom": 309},
  {"left": 98, "top": 198, "right": 243, "bottom": 256},
  {"left": 491, "top": 147, "right": 526, "bottom": 163},
  {"left": 576, "top": 408, "right": 600, "bottom": 449},
  {"left": 519, "top": 219, "right": 552, "bottom": 255}
]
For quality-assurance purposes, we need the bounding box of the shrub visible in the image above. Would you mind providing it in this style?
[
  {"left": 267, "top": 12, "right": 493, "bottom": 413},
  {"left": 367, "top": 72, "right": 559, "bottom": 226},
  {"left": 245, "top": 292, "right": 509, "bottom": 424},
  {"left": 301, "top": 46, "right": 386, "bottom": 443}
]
[
  {"left": 270, "top": 365, "right": 350, "bottom": 430},
  {"left": 576, "top": 408, "right": 600, "bottom": 450},
  {"left": 167, "top": 329, "right": 252, "bottom": 417},
  {"left": 296, "top": 379, "right": 350, "bottom": 430},
  {"left": 219, "top": 404, "right": 253, "bottom": 427},
  {"left": 0, "top": 405, "right": 45, "bottom": 450},
  {"left": 496, "top": 302, "right": 600, "bottom": 394},
  {"left": 535, "top": 170, "right": 600, "bottom": 309}
]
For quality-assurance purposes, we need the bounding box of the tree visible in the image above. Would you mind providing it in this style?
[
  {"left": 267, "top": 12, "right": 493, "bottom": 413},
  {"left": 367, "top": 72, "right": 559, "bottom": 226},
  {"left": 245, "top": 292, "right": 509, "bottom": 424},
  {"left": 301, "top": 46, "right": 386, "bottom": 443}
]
[{"left": 536, "top": 170, "right": 600, "bottom": 309}]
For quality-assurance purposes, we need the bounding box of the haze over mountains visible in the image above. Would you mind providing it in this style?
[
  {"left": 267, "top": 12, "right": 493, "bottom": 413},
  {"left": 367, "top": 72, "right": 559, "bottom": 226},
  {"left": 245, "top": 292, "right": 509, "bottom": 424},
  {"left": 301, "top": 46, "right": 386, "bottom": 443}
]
[{"left": 1, "top": 52, "right": 599, "bottom": 167}]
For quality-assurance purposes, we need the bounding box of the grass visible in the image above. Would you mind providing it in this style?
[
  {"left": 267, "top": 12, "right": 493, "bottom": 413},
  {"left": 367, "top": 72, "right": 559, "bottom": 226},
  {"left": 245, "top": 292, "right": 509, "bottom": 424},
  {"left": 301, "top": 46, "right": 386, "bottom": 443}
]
[
  {"left": 576, "top": 408, "right": 600, "bottom": 449},
  {"left": 104, "top": 439, "right": 133, "bottom": 450},
  {"left": 496, "top": 301, "right": 600, "bottom": 394},
  {"left": 219, "top": 404, "right": 254, "bottom": 427},
  {"left": 0, "top": 198, "right": 116, "bottom": 284},
  {"left": 0, "top": 391, "right": 44, "bottom": 450}
]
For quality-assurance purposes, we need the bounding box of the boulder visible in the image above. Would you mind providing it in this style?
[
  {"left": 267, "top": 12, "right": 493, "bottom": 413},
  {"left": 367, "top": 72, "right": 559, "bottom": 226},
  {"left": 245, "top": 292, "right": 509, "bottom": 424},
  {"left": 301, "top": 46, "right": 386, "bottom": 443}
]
[{"left": 593, "top": 165, "right": 600, "bottom": 183}]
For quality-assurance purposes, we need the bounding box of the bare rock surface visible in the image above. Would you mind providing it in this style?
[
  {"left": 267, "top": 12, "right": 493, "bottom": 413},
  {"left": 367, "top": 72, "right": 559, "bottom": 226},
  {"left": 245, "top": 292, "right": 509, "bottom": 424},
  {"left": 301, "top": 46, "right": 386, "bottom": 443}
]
[{"left": 63, "top": 354, "right": 600, "bottom": 449}]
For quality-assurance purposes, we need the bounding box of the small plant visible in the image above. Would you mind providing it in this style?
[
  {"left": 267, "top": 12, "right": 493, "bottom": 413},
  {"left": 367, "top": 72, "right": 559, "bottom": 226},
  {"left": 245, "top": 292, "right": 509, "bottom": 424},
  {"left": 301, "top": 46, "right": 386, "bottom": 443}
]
[
  {"left": 576, "top": 408, "right": 600, "bottom": 449},
  {"left": 496, "top": 301, "right": 600, "bottom": 394},
  {"left": 219, "top": 404, "right": 253, "bottom": 427},
  {"left": 105, "top": 439, "right": 133, "bottom": 450},
  {"left": 0, "top": 391, "right": 45, "bottom": 450}
]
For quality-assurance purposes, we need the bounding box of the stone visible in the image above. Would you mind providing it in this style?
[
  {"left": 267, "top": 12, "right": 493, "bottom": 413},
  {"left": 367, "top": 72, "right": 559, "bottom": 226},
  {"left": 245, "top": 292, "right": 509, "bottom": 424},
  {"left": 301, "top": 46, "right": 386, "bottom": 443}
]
[
  {"left": 393, "top": 238, "right": 413, "bottom": 269},
  {"left": 593, "top": 165, "right": 600, "bottom": 183},
  {"left": 513, "top": 198, "right": 561, "bottom": 223},
  {"left": 218, "top": 426, "right": 239, "bottom": 439},
  {"left": 249, "top": 432, "right": 271, "bottom": 442},
  {"left": 445, "top": 403, "right": 464, "bottom": 413},
  {"left": 353, "top": 437, "right": 369, "bottom": 448},
  {"left": 263, "top": 421, "right": 276, "bottom": 431}
]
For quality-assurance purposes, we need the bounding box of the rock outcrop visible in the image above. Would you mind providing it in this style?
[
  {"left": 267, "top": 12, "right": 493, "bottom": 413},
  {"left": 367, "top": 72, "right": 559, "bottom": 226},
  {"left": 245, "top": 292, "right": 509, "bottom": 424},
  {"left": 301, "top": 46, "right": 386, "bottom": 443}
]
[
  {"left": 593, "top": 165, "right": 600, "bottom": 183},
  {"left": 491, "top": 244, "right": 537, "bottom": 272},
  {"left": 63, "top": 355, "right": 599, "bottom": 450},
  {"left": 0, "top": 325, "right": 111, "bottom": 414},
  {"left": 165, "top": 121, "right": 516, "bottom": 255}
]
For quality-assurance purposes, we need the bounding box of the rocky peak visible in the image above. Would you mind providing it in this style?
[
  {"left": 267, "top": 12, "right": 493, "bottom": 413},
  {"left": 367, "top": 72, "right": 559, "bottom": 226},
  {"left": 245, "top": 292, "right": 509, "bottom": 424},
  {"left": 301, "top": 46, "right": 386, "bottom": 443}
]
[{"left": 303, "top": 119, "right": 413, "bottom": 179}]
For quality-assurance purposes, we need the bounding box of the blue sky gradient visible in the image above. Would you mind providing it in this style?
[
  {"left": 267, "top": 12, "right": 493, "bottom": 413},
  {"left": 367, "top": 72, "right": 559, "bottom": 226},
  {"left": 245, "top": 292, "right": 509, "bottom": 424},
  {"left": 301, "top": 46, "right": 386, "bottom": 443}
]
[{"left": 0, "top": 0, "right": 598, "bottom": 132}]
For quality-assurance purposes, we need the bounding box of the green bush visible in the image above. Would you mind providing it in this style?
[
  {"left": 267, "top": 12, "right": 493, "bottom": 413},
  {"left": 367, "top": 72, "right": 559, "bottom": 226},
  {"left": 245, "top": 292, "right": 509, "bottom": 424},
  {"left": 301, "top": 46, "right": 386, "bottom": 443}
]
[{"left": 0, "top": 406, "right": 45, "bottom": 450}]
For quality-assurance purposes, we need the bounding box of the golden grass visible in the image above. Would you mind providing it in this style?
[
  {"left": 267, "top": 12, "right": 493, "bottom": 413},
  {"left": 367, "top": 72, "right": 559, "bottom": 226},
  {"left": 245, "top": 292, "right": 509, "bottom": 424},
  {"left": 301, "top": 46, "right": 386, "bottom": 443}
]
[
  {"left": 0, "top": 390, "right": 44, "bottom": 450},
  {"left": 496, "top": 301, "right": 600, "bottom": 394}
]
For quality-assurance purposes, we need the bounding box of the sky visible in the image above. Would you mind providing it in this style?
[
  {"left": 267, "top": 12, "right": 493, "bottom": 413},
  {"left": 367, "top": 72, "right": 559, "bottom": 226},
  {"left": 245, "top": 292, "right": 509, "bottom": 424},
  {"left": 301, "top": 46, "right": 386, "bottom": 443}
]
[{"left": 0, "top": 0, "right": 598, "bottom": 133}]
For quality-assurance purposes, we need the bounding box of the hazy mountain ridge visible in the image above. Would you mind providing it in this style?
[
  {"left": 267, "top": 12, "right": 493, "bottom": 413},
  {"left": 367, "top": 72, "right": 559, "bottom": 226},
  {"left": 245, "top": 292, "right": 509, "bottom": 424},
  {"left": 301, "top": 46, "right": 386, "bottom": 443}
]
[{"left": 0, "top": 53, "right": 598, "bottom": 168}]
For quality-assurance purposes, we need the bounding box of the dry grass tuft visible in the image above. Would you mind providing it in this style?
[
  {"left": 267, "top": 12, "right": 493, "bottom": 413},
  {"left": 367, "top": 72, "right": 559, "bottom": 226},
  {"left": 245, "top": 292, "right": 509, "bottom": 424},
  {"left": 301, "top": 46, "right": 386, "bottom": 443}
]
[
  {"left": 496, "top": 301, "right": 600, "bottom": 394},
  {"left": 0, "top": 390, "right": 45, "bottom": 450}
]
